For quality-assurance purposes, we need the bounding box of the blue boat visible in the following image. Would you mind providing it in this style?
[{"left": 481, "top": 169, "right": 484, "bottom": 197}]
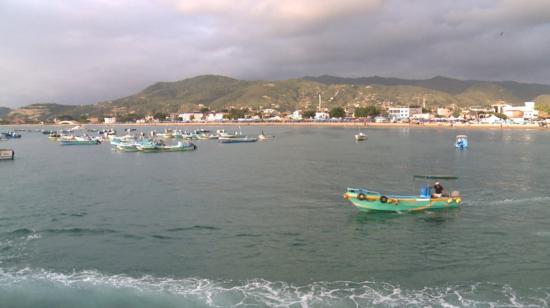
[{"left": 455, "top": 135, "right": 468, "bottom": 149}]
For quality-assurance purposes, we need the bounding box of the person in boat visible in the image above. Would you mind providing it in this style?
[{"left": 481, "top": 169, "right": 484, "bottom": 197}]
[{"left": 432, "top": 182, "right": 444, "bottom": 198}]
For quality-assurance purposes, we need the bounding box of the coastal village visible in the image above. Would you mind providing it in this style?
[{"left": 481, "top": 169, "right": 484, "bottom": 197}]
[{"left": 78, "top": 99, "right": 547, "bottom": 127}]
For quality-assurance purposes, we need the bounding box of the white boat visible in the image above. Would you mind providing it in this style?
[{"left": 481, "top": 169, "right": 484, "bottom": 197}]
[
  {"left": 258, "top": 130, "right": 274, "bottom": 140},
  {"left": 59, "top": 135, "right": 101, "bottom": 145},
  {"left": 355, "top": 132, "right": 367, "bottom": 141},
  {"left": 219, "top": 136, "right": 258, "bottom": 143},
  {"left": 0, "top": 149, "right": 15, "bottom": 160}
]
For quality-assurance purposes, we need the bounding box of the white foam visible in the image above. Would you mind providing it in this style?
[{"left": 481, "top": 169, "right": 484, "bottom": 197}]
[{"left": 0, "top": 268, "right": 548, "bottom": 307}]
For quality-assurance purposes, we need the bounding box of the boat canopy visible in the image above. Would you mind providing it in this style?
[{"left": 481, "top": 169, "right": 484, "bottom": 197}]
[
  {"left": 456, "top": 135, "right": 468, "bottom": 139},
  {"left": 413, "top": 175, "right": 459, "bottom": 180}
]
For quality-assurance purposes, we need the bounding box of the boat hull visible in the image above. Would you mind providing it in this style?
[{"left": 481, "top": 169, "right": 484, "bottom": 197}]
[
  {"left": 59, "top": 140, "right": 100, "bottom": 145},
  {"left": 219, "top": 137, "right": 257, "bottom": 143},
  {"left": 344, "top": 188, "right": 461, "bottom": 212},
  {"left": 0, "top": 149, "right": 15, "bottom": 160}
]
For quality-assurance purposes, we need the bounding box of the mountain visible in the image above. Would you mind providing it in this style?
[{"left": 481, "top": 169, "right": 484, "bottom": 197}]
[
  {"left": 303, "top": 75, "right": 550, "bottom": 101},
  {"left": 3, "top": 75, "right": 550, "bottom": 123}
]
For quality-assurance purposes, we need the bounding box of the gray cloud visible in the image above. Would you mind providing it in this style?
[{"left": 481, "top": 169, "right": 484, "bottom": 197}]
[{"left": 1, "top": 0, "right": 549, "bottom": 107}]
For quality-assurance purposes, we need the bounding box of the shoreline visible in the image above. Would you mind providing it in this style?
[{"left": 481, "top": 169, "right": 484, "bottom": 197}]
[{"left": 2, "top": 121, "right": 548, "bottom": 130}]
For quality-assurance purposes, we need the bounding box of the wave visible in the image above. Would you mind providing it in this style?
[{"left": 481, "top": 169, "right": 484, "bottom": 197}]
[
  {"left": 166, "top": 225, "right": 220, "bottom": 232},
  {"left": 468, "top": 196, "right": 550, "bottom": 207},
  {"left": 42, "top": 228, "right": 118, "bottom": 235},
  {"left": 0, "top": 268, "right": 548, "bottom": 307}
]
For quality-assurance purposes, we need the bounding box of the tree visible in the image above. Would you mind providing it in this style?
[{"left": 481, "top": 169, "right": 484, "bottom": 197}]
[
  {"left": 200, "top": 107, "right": 210, "bottom": 113},
  {"left": 79, "top": 115, "right": 90, "bottom": 123},
  {"left": 224, "top": 108, "right": 248, "bottom": 120},
  {"left": 452, "top": 110, "right": 461, "bottom": 118},
  {"left": 302, "top": 110, "right": 316, "bottom": 119},
  {"left": 58, "top": 115, "right": 74, "bottom": 121},
  {"left": 494, "top": 112, "right": 508, "bottom": 120},
  {"left": 329, "top": 107, "right": 346, "bottom": 118},
  {"left": 118, "top": 113, "right": 144, "bottom": 123},
  {"left": 355, "top": 106, "right": 380, "bottom": 117},
  {"left": 154, "top": 112, "right": 168, "bottom": 120}
]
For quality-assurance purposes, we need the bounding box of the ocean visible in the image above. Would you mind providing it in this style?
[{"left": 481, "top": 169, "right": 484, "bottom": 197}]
[{"left": 1, "top": 126, "right": 549, "bottom": 307}]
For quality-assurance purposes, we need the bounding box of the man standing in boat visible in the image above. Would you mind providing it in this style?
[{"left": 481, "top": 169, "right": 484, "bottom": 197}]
[{"left": 432, "top": 182, "right": 444, "bottom": 198}]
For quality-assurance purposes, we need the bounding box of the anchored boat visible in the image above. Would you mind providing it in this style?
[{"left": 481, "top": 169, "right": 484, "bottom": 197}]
[
  {"left": 59, "top": 136, "right": 101, "bottom": 145},
  {"left": 355, "top": 132, "right": 367, "bottom": 141},
  {"left": 455, "top": 135, "right": 468, "bottom": 149},
  {"left": 343, "top": 175, "right": 462, "bottom": 212},
  {"left": 219, "top": 136, "right": 258, "bottom": 143},
  {"left": 0, "top": 149, "right": 15, "bottom": 160}
]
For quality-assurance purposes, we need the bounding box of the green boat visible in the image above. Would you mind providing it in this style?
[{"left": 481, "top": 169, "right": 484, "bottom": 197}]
[{"left": 343, "top": 175, "right": 462, "bottom": 212}]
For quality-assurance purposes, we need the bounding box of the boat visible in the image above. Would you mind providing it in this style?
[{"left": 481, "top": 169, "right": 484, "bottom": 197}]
[
  {"left": 343, "top": 175, "right": 462, "bottom": 212},
  {"left": 1, "top": 132, "right": 22, "bottom": 139},
  {"left": 455, "top": 135, "right": 468, "bottom": 149},
  {"left": 116, "top": 142, "right": 140, "bottom": 152},
  {"left": 355, "top": 132, "right": 367, "bottom": 141},
  {"left": 59, "top": 136, "right": 101, "bottom": 145},
  {"left": 135, "top": 140, "right": 196, "bottom": 152},
  {"left": 217, "top": 129, "right": 243, "bottom": 139},
  {"left": 0, "top": 149, "right": 15, "bottom": 160},
  {"left": 158, "top": 141, "right": 197, "bottom": 152},
  {"left": 157, "top": 129, "right": 174, "bottom": 139},
  {"left": 219, "top": 136, "right": 258, "bottom": 143},
  {"left": 258, "top": 130, "right": 274, "bottom": 141},
  {"left": 48, "top": 132, "right": 62, "bottom": 140}
]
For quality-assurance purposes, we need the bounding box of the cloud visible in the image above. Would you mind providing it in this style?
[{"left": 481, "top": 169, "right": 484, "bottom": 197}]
[
  {"left": 164, "top": 0, "right": 383, "bottom": 35},
  {"left": 1, "top": 0, "right": 550, "bottom": 107}
]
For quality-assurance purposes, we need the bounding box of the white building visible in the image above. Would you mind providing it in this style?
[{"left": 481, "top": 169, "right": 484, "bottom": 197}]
[
  {"left": 314, "top": 112, "right": 330, "bottom": 120},
  {"left": 178, "top": 113, "right": 204, "bottom": 122},
  {"left": 104, "top": 117, "right": 117, "bottom": 124},
  {"left": 205, "top": 112, "right": 225, "bottom": 122},
  {"left": 493, "top": 102, "right": 539, "bottom": 122},
  {"left": 412, "top": 113, "right": 432, "bottom": 120},
  {"left": 290, "top": 110, "right": 303, "bottom": 120},
  {"left": 387, "top": 106, "right": 422, "bottom": 120}
]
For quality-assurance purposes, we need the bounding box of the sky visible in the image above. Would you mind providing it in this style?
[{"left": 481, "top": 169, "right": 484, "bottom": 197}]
[{"left": 1, "top": 0, "right": 550, "bottom": 107}]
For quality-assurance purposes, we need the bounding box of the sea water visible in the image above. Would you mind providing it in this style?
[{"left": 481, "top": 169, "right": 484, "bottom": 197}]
[{"left": 1, "top": 126, "right": 549, "bottom": 307}]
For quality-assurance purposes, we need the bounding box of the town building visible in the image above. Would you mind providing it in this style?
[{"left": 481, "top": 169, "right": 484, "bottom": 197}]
[
  {"left": 104, "top": 117, "right": 117, "bottom": 124},
  {"left": 290, "top": 110, "right": 303, "bottom": 120},
  {"left": 178, "top": 112, "right": 204, "bottom": 122},
  {"left": 387, "top": 106, "right": 422, "bottom": 120},
  {"left": 205, "top": 112, "right": 225, "bottom": 122},
  {"left": 492, "top": 102, "right": 539, "bottom": 123},
  {"left": 436, "top": 107, "right": 452, "bottom": 118},
  {"left": 314, "top": 112, "right": 330, "bottom": 120}
]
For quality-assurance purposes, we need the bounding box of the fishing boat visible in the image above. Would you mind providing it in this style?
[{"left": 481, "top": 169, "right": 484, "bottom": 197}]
[
  {"left": 156, "top": 129, "right": 174, "bottom": 139},
  {"left": 59, "top": 136, "right": 101, "bottom": 145},
  {"left": 116, "top": 142, "right": 140, "bottom": 152},
  {"left": 343, "top": 175, "right": 462, "bottom": 212},
  {"left": 136, "top": 140, "right": 196, "bottom": 152},
  {"left": 159, "top": 141, "right": 197, "bottom": 152},
  {"left": 219, "top": 136, "right": 257, "bottom": 143},
  {"left": 1, "top": 132, "right": 22, "bottom": 139},
  {"left": 455, "top": 135, "right": 468, "bottom": 149},
  {"left": 355, "top": 132, "right": 367, "bottom": 141},
  {"left": 0, "top": 149, "right": 15, "bottom": 160},
  {"left": 258, "top": 130, "right": 274, "bottom": 141},
  {"left": 48, "top": 132, "right": 62, "bottom": 140}
]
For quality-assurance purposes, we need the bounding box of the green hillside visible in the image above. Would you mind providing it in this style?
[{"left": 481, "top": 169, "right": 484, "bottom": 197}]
[{"left": 4, "top": 74, "right": 550, "bottom": 123}]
